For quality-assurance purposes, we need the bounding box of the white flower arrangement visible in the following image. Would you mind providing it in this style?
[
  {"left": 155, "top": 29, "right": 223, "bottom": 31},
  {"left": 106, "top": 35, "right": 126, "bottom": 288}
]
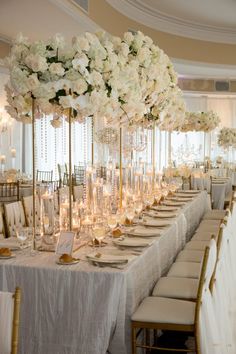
[
  {"left": 4, "top": 31, "right": 179, "bottom": 129},
  {"left": 178, "top": 111, "right": 220, "bottom": 133},
  {"left": 218, "top": 127, "right": 236, "bottom": 149}
]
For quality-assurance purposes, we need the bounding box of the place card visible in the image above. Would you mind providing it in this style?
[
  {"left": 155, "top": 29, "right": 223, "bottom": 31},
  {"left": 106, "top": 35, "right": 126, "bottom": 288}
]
[{"left": 56, "top": 231, "right": 76, "bottom": 255}]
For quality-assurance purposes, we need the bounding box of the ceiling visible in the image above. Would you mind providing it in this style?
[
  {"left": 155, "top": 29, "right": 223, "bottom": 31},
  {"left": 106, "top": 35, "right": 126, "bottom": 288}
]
[
  {"left": 107, "top": 0, "right": 236, "bottom": 44},
  {"left": 0, "top": 0, "right": 98, "bottom": 42}
]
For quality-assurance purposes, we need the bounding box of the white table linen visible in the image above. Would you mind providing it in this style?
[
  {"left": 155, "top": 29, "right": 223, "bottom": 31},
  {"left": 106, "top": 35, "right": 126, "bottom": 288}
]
[
  {"left": 0, "top": 192, "right": 208, "bottom": 354},
  {"left": 0, "top": 291, "right": 14, "bottom": 354}
]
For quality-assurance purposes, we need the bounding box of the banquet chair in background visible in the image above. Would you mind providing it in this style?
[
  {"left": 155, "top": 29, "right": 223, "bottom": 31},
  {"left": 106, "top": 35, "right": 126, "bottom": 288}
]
[
  {"left": 0, "top": 209, "right": 5, "bottom": 238},
  {"left": 36, "top": 170, "right": 53, "bottom": 183},
  {"left": 22, "top": 195, "right": 41, "bottom": 228},
  {"left": 4, "top": 201, "right": 26, "bottom": 237},
  {"left": 131, "top": 240, "right": 217, "bottom": 354},
  {"left": 57, "top": 164, "right": 66, "bottom": 187},
  {"left": 73, "top": 185, "right": 84, "bottom": 202},
  {"left": 0, "top": 287, "right": 21, "bottom": 354},
  {"left": 0, "top": 182, "right": 20, "bottom": 204}
]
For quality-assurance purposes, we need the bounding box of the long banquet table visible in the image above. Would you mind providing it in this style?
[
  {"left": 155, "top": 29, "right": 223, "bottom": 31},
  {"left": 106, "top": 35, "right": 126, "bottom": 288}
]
[{"left": 0, "top": 192, "right": 209, "bottom": 354}]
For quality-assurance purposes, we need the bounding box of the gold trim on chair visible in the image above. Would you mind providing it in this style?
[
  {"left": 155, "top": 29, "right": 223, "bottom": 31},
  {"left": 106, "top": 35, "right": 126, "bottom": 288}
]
[
  {"left": 11, "top": 287, "right": 21, "bottom": 354},
  {"left": 131, "top": 245, "right": 212, "bottom": 353}
]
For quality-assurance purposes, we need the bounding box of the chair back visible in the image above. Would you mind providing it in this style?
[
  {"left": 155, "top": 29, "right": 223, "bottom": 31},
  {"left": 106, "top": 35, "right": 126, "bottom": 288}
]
[
  {"left": 4, "top": 201, "right": 26, "bottom": 237},
  {"left": 0, "top": 287, "right": 21, "bottom": 354},
  {"left": 195, "top": 239, "right": 217, "bottom": 323},
  {"left": 36, "top": 170, "right": 53, "bottom": 182},
  {"left": 0, "top": 210, "right": 5, "bottom": 237},
  {"left": 22, "top": 195, "right": 41, "bottom": 228},
  {"left": 74, "top": 165, "right": 85, "bottom": 185},
  {"left": 73, "top": 185, "right": 84, "bottom": 202},
  {"left": 0, "top": 182, "right": 20, "bottom": 203}
]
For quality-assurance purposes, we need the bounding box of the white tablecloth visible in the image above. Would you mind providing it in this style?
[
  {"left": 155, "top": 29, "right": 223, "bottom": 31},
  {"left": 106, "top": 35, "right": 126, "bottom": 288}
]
[{"left": 0, "top": 192, "right": 208, "bottom": 354}]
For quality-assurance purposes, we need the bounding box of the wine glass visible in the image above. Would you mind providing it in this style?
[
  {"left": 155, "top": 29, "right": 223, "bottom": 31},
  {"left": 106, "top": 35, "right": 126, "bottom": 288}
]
[
  {"left": 92, "top": 224, "right": 106, "bottom": 247},
  {"left": 16, "top": 227, "right": 28, "bottom": 249},
  {"left": 126, "top": 206, "right": 135, "bottom": 224},
  {"left": 107, "top": 214, "right": 117, "bottom": 234},
  {"left": 134, "top": 199, "right": 143, "bottom": 218}
]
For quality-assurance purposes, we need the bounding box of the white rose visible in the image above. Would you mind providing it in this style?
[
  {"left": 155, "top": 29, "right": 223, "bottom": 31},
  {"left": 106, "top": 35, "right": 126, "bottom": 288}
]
[
  {"left": 25, "top": 54, "right": 48, "bottom": 72},
  {"left": 123, "top": 32, "right": 134, "bottom": 45},
  {"left": 5, "top": 105, "right": 18, "bottom": 119},
  {"left": 88, "top": 71, "right": 104, "bottom": 87},
  {"left": 49, "top": 62, "right": 65, "bottom": 76},
  {"left": 72, "top": 36, "right": 90, "bottom": 51},
  {"left": 27, "top": 74, "right": 40, "bottom": 90},
  {"left": 50, "top": 118, "right": 62, "bottom": 128},
  {"left": 65, "top": 69, "right": 81, "bottom": 81},
  {"left": 20, "top": 114, "right": 32, "bottom": 124},
  {"left": 52, "top": 79, "right": 72, "bottom": 93},
  {"left": 37, "top": 98, "right": 53, "bottom": 114},
  {"left": 72, "top": 79, "right": 88, "bottom": 95},
  {"left": 59, "top": 95, "right": 74, "bottom": 109},
  {"left": 33, "top": 84, "right": 56, "bottom": 99},
  {"left": 72, "top": 53, "right": 89, "bottom": 71},
  {"left": 49, "top": 33, "right": 65, "bottom": 49}
]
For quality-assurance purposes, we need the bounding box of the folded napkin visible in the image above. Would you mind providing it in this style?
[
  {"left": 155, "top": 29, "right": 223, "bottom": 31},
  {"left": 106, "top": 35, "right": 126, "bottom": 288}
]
[
  {"left": 126, "top": 225, "right": 161, "bottom": 237},
  {"left": 142, "top": 218, "right": 171, "bottom": 227},
  {"left": 152, "top": 206, "right": 179, "bottom": 212},
  {"left": 0, "top": 238, "right": 20, "bottom": 250},
  {"left": 86, "top": 252, "right": 130, "bottom": 264},
  {"left": 168, "top": 197, "right": 192, "bottom": 202},
  {"left": 163, "top": 201, "right": 185, "bottom": 207},
  {"left": 177, "top": 190, "right": 200, "bottom": 194},
  {"left": 113, "top": 237, "right": 153, "bottom": 248}
]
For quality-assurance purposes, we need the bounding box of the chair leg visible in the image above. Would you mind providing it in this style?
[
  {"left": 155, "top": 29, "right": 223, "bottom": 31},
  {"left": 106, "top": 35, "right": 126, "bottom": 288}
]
[
  {"left": 132, "top": 326, "right": 137, "bottom": 354},
  {"left": 145, "top": 328, "right": 151, "bottom": 354}
]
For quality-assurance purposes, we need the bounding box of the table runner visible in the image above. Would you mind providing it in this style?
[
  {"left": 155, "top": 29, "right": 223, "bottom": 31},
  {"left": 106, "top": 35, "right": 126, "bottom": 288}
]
[{"left": 0, "top": 192, "right": 208, "bottom": 354}]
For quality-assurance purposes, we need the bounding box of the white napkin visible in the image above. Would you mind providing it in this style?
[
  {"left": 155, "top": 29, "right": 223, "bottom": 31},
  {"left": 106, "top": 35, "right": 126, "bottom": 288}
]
[
  {"left": 86, "top": 252, "right": 130, "bottom": 264},
  {"left": 126, "top": 226, "right": 161, "bottom": 237},
  {"left": 113, "top": 237, "right": 153, "bottom": 248},
  {"left": 142, "top": 218, "right": 171, "bottom": 227},
  {"left": 0, "top": 291, "right": 14, "bottom": 354}
]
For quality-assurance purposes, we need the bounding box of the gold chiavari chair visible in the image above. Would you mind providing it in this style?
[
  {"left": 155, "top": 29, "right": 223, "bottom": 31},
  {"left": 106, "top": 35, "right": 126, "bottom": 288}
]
[
  {"left": 4, "top": 201, "right": 26, "bottom": 237},
  {"left": 0, "top": 287, "right": 21, "bottom": 354},
  {"left": 36, "top": 170, "right": 53, "bottom": 183},
  {"left": 0, "top": 209, "right": 6, "bottom": 238},
  {"left": 22, "top": 195, "right": 41, "bottom": 228},
  {"left": 0, "top": 182, "right": 20, "bottom": 204},
  {"left": 131, "top": 240, "right": 216, "bottom": 353}
]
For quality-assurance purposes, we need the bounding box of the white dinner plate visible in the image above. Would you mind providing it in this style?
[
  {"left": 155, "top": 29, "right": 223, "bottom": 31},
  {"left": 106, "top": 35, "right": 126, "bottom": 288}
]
[
  {"left": 56, "top": 259, "right": 80, "bottom": 265},
  {"left": 0, "top": 254, "right": 15, "bottom": 259}
]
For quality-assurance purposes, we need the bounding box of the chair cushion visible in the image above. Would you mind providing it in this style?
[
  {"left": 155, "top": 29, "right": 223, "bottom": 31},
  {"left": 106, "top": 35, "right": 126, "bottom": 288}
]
[
  {"left": 152, "top": 277, "right": 199, "bottom": 300},
  {"left": 191, "top": 231, "right": 218, "bottom": 242},
  {"left": 167, "top": 262, "right": 201, "bottom": 279},
  {"left": 184, "top": 240, "right": 210, "bottom": 251},
  {"left": 195, "top": 224, "right": 220, "bottom": 233},
  {"left": 199, "top": 219, "right": 221, "bottom": 227},
  {"left": 203, "top": 210, "right": 226, "bottom": 220},
  {"left": 176, "top": 250, "right": 203, "bottom": 263},
  {"left": 131, "top": 296, "right": 195, "bottom": 325}
]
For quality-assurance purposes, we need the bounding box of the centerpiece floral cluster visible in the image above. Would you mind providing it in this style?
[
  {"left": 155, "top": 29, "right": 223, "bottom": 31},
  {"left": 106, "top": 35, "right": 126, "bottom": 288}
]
[
  {"left": 218, "top": 127, "right": 236, "bottom": 149},
  {"left": 4, "top": 30, "right": 182, "bottom": 130},
  {"left": 178, "top": 111, "right": 220, "bottom": 133}
]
